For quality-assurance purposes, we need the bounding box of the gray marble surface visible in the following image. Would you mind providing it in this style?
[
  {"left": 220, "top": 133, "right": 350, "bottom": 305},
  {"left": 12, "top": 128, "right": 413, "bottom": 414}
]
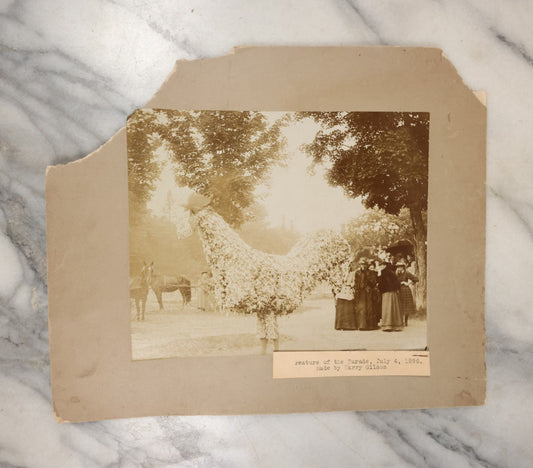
[{"left": 1, "top": 1, "right": 532, "bottom": 466}]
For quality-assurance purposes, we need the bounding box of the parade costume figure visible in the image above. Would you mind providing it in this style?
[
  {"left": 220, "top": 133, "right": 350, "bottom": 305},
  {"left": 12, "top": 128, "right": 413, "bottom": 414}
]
[
  {"left": 354, "top": 258, "right": 380, "bottom": 330},
  {"left": 379, "top": 262, "right": 403, "bottom": 332},
  {"left": 185, "top": 194, "right": 350, "bottom": 354},
  {"left": 335, "top": 266, "right": 357, "bottom": 330},
  {"left": 395, "top": 262, "right": 419, "bottom": 326}
]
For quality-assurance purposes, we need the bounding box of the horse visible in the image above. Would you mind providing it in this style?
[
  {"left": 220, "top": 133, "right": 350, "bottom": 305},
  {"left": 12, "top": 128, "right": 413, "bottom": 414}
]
[
  {"left": 150, "top": 267, "right": 192, "bottom": 310},
  {"left": 129, "top": 262, "right": 152, "bottom": 320}
]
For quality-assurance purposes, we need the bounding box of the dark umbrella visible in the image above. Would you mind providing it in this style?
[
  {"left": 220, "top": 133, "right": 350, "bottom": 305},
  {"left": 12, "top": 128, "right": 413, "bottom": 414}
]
[{"left": 385, "top": 240, "right": 414, "bottom": 257}]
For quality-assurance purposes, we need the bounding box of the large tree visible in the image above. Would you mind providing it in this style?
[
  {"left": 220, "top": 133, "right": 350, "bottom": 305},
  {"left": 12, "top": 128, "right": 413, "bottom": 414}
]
[
  {"left": 127, "top": 109, "right": 167, "bottom": 226},
  {"left": 127, "top": 109, "right": 285, "bottom": 227},
  {"left": 299, "top": 111, "right": 429, "bottom": 308}
]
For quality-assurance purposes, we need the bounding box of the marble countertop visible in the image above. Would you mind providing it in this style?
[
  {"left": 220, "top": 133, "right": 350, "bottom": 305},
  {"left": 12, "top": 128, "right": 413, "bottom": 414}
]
[{"left": 1, "top": 1, "right": 532, "bottom": 466}]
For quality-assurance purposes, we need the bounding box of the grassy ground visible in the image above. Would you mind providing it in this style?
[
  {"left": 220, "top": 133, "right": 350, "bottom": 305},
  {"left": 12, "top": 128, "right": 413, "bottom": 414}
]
[{"left": 131, "top": 291, "right": 427, "bottom": 360}]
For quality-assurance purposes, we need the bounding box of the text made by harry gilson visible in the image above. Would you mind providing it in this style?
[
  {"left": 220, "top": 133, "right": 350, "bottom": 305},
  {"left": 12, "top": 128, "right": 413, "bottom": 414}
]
[{"left": 294, "top": 357, "right": 424, "bottom": 371}]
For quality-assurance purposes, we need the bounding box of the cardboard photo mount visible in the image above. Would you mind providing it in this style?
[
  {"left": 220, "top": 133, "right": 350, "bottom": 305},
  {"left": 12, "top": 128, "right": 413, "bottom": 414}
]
[{"left": 46, "top": 46, "right": 486, "bottom": 422}]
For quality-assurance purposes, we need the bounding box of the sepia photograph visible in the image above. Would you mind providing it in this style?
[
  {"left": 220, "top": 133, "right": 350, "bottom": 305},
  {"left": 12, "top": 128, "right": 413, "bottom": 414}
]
[{"left": 127, "top": 110, "right": 429, "bottom": 359}]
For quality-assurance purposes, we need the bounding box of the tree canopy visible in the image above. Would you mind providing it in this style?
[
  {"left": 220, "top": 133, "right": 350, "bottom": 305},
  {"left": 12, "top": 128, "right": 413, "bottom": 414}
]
[
  {"left": 341, "top": 207, "right": 414, "bottom": 252},
  {"left": 299, "top": 112, "right": 429, "bottom": 215},
  {"left": 127, "top": 109, "right": 285, "bottom": 227},
  {"left": 127, "top": 109, "right": 165, "bottom": 208}
]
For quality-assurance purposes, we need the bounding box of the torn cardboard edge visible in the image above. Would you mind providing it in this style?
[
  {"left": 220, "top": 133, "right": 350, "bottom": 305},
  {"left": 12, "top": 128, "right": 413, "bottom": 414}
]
[{"left": 46, "top": 46, "right": 486, "bottom": 176}]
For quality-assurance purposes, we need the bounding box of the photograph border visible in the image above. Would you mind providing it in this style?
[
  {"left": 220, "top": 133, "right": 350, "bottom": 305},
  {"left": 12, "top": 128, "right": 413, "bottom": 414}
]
[{"left": 126, "top": 109, "right": 430, "bottom": 359}]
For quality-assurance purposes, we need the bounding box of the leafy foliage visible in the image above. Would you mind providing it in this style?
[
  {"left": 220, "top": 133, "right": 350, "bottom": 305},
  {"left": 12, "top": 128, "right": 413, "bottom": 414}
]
[
  {"left": 127, "top": 109, "right": 286, "bottom": 227},
  {"left": 342, "top": 207, "right": 414, "bottom": 252},
  {"left": 127, "top": 110, "right": 165, "bottom": 223},
  {"left": 299, "top": 112, "right": 429, "bottom": 215}
]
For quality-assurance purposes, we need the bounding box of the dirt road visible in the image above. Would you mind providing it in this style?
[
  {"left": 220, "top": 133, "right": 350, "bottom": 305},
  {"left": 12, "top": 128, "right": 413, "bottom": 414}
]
[{"left": 131, "top": 292, "right": 427, "bottom": 360}]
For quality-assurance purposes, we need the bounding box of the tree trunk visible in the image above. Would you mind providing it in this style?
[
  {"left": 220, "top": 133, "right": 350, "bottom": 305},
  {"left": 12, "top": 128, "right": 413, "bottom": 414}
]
[{"left": 409, "top": 206, "right": 427, "bottom": 311}]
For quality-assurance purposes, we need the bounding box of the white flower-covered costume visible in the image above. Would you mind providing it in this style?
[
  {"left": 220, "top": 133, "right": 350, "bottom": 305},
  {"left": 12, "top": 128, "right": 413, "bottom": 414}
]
[{"left": 190, "top": 205, "right": 350, "bottom": 339}]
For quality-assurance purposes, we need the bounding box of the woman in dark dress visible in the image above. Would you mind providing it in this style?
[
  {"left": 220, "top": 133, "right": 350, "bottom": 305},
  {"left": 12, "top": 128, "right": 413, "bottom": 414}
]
[
  {"left": 369, "top": 261, "right": 382, "bottom": 328},
  {"left": 335, "top": 262, "right": 357, "bottom": 330},
  {"left": 395, "top": 261, "right": 419, "bottom": 326},
  {"left": 379, "top": 261, "right": 403, "bottom": 332},
  {"left": 354, "top": 258, "right": 380, "bottom": 330}
]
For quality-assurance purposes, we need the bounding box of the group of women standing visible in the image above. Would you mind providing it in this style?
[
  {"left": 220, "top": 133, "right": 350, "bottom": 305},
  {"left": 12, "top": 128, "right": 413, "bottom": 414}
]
[{"left": 335, "top": 257, "right": 419, "bottom": 332}]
